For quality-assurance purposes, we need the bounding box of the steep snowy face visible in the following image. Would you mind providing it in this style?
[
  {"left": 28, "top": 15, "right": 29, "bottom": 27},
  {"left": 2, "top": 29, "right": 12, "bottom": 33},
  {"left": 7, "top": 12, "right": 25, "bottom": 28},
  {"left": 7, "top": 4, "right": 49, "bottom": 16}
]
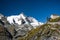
[
  {"left": 7, "top": 13, "right": 43, "bottom": 27},
  {"left": 7, "top": 13, "right": 26, "bottom": 25},
  {"left": 26, "top": 17, "right": 43, "bottom": 27}
]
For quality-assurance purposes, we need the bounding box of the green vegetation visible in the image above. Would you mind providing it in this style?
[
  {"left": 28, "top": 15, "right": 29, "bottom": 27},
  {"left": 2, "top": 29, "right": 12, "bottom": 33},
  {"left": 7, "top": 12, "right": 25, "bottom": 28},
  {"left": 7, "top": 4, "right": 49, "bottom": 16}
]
[
  {"left": 0, "top": 22, "right": 60, "bottom": 40},
  {"left": 17, "top": 24, "right": 60, "bottom": 40}
]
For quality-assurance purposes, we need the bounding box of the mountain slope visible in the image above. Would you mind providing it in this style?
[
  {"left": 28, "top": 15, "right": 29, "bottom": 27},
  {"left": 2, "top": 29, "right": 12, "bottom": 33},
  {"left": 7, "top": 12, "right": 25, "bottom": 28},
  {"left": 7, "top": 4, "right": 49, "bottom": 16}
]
[
  {"left": 0, "top": 13, "right": 44, "bottom": 40},
  {"left": 0, "top": 13, "right": 60, "bottom": 40}
]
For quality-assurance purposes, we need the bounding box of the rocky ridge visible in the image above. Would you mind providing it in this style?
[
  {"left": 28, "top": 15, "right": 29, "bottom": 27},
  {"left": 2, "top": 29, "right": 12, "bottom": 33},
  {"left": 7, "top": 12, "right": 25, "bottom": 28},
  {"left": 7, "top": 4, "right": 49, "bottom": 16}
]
[{"left": 0, "top": 14, "right": 60, "bottom": 40}]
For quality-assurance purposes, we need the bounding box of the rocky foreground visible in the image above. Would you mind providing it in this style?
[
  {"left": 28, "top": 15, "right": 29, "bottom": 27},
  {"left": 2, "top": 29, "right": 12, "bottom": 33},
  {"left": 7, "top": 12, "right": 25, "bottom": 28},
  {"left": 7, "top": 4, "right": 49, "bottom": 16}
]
[{"left": 0, "top": 14, "right": 60, "bottom": 40}]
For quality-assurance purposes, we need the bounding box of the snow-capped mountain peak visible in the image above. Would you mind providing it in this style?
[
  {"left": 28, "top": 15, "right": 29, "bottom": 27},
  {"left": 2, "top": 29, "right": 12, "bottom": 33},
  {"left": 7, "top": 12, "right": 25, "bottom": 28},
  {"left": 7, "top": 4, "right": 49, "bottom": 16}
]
[
  {"left": 19, "top": 13, "right": 26, "bottom": 19},
  {"left": 7, "top": 13, "right": 43, "bottom": 27}
]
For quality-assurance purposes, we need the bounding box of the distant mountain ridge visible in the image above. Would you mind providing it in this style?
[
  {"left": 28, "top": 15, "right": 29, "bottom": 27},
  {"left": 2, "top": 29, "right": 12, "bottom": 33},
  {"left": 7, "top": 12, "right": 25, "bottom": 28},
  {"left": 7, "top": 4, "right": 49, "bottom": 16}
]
[
  {"left": 7, "top": 13, "right": 43, "bottom": 28},
  {"left": 7, "top": 13, "right": 43, "bottom": 26}
]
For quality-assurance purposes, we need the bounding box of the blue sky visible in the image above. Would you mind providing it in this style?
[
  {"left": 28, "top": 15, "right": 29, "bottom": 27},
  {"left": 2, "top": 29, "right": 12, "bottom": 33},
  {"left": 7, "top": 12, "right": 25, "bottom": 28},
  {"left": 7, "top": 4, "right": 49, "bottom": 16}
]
[{"left": 0, "top": 0, "right": 60, "bottom": 22}]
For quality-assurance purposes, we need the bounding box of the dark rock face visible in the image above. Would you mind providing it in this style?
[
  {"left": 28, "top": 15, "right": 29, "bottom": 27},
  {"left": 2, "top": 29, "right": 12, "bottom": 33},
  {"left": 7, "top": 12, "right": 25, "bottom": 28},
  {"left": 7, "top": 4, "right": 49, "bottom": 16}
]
[{"left": 0, "top": 25, "right": 12, "bottom": 40}]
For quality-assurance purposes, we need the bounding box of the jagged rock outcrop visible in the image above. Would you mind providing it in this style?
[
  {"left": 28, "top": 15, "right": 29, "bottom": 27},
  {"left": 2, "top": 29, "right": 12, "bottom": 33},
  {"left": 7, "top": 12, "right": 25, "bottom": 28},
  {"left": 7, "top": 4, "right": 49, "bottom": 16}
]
[{"left": 0, "top": 24, "right": 12, "bottom": 40}]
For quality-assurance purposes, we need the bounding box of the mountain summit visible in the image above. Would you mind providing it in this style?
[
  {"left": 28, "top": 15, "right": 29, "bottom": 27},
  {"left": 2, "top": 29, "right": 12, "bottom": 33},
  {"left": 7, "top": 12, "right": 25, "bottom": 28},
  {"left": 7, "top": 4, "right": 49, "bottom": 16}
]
[{"left": 7, "top": 13, "right": 43, "bottom": 27}]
